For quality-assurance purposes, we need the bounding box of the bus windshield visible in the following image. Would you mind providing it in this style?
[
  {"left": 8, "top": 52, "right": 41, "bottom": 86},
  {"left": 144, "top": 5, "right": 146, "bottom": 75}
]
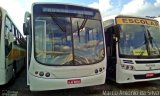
[
  {"left": 34, "top": 15, "right": 104, "bottom": 66},
  {"left": 119, "top": 24, "right": 160, "bottom": 58}
]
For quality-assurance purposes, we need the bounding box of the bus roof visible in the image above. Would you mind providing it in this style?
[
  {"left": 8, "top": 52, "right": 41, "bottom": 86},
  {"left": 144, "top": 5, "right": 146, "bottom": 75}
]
[
  {"left": 32, "top": 2, "right": 99, "bottom": 11},
  {"left": 103, "top": 14, "right": 157, "bottom": 21},
  {"left": 0, "top": 6, "right": 7, "bottom": 16},
  {"left": 0, "top": 6, "right": 25, "bottom": 37},
  {"left": 116, "top": 15, "right": 157, "bottom": 21},
  {"left": 103, "top": 14, "right": 159, "bottom": 28}
]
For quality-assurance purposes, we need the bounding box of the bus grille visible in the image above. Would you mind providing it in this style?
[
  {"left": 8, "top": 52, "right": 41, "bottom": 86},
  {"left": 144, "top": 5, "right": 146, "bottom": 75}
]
[{"left": 135, "top": 60, "right": 160, "bottom": 64}]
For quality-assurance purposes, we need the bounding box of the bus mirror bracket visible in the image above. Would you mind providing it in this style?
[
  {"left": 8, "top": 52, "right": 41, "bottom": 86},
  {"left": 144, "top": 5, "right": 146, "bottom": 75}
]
[
  {"left": 114, "top": 25, "right": 120, "bottom": 41},
  {"left": 113, "top": 34, "right": 118, "bottom": 42}
]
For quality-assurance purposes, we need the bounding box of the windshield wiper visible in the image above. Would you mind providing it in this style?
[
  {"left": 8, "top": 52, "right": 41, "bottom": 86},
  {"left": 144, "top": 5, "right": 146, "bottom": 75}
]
[
  {"left": 147, "top": 29, "right": 153, "bottom": 47},
  {"left": 79, "top": 18, "right": 87, "bottom": 30},
  {"left": 137, "top": 33, "right": 148, "bottom": 56},
  {"left": 77, "top": 21, "right": 80, "bottom": 42},
  {"left": 138, "top": 29, "right": 160, "bottom": 56},
  {"left": 76, "top": 18, "right": 88, "bottom": 42},
  {"left": 51, "top": 15, "right": 66, "bottom": 33},
  {"left": 147, "top": 29, "right": 160, "bottom": 55},
  {"left": 51, "top": 15, "right": 69, "bottom": 42}
]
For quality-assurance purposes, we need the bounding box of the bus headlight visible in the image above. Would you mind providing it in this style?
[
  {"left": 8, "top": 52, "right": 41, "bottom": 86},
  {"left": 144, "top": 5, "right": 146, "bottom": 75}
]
[
  {"left": 129, "top": 66, "right": 134, "bottom": 70},
  {"left": 35, "top": 71, "right": 38, "bottom": 74},
  {"left": 99, "top": 68, "right": 103, "bottom": 72},
  {"left": 39, "top": 71, "right": 44, "bottom": 76},
  {"left": 95, "top": 69, "right": 98, "bottom": 74},
  {"left": 94, "top": 67, "right": 104, "bottom": 74},
  {"left": 34, "top": 71, "right": 52, "bottom": 78},
  {"left": 45, "top": 72, "right": 50, "bottom": 77},
  {"left": 126, "top": 65, "right": 129, "bottom": 70},
  {"left": 121, "top": 64, "right": 135, "bottom": 71},
  {"left": 121, "top": 64, "right": 125, "bottom": 68}
]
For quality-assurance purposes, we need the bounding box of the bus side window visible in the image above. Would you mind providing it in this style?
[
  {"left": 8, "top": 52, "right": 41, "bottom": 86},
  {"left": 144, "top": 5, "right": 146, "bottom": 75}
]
[{"left": 5, "top": 16, "right": 12, "bottom": 56}]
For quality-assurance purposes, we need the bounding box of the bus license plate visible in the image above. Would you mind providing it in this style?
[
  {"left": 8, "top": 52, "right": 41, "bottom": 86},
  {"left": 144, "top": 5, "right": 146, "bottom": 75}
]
[
  {"left": 146, "top": 73, "right": 154, "bottom": 77},
  {"left": 67, "top": 79, "right": 81, "bottom": 84}
]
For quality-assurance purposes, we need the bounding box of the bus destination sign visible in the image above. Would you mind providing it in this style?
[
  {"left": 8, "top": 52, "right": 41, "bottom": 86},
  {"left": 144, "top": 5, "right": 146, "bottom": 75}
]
[
  {"left": 42, "top": 8, "right": 94, "bottom": 16},
  {"left": 116, "top": 17, "right": 159, "bottom": 27}
]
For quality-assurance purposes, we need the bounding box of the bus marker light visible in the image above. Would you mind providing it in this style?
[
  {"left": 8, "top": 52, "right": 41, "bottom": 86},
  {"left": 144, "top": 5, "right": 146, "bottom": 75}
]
[
  {"left": 146, "top": 73, "right": 154, "bottom": 77},
  {"left": 67, "top": 79, "right": 81, "bottom": 84}
]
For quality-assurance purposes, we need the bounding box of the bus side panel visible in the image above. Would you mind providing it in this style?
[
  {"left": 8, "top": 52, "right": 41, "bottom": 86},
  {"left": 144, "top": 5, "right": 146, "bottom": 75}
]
[
  {"left": 0, "top": 12, "right": 7, "bottom": 85},
  {"left": 0, "top": 10, "right": 5, "bottom": 69}
]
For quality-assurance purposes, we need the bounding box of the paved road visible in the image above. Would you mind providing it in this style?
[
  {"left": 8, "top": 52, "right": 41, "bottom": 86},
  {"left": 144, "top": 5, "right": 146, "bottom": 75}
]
[{"left": 1, "top": 67, "right": 160, "bottom": 96}]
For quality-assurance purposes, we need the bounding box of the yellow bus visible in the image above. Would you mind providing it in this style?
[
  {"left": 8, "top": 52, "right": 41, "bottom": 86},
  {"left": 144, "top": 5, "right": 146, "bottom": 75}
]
[{"left": 0, "top": 7, "right": 26, "bottom": 85}]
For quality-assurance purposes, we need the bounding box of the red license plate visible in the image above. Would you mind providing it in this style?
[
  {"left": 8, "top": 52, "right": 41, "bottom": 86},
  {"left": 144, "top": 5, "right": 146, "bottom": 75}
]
[
  {"left": 146, "top": 73, "right": 154, "bottom": 77},
  {"left": 67, "top": 79, "right": 81, "bottom": 84}
]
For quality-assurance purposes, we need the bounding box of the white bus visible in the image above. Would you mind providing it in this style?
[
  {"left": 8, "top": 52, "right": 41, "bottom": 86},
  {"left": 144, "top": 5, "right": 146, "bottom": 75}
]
[
  {"left": 103, "top": 15, "right": 160, "bottom": 83},
  {"left": 0, "top": 7, "right": 26, "bottom": 85},
  {"left": 23, "top": 2, "right": 106, "bottom": 91}
]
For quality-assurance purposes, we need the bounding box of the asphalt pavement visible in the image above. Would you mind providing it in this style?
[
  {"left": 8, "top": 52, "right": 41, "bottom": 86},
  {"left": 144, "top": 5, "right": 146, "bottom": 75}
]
[{"left": 1, "top": 67, "right": 160, "bottom": 96}]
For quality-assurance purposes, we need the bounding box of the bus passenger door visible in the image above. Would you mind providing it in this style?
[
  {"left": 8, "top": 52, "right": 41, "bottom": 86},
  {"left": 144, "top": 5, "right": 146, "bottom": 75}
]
[{"left": 105, "top": 26, "right": 117, "bottom": 81}]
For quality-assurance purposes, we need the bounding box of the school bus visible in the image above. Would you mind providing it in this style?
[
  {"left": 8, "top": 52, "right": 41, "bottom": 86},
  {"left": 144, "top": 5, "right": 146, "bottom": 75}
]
[{"left": 104, "top": 15, "right": 160, "bottom": 83}]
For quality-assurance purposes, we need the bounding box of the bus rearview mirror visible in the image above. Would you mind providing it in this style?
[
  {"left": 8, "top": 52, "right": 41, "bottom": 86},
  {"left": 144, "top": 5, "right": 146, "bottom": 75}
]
[
  {"left": 23, "top": 23, "right": 28, "bottom": 35},
  {"left": 114, "top": 25, "right": 120, "bottom": 39}
]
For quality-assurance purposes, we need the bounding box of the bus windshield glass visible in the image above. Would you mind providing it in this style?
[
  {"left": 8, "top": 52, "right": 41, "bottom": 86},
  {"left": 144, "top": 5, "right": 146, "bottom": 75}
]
[
  {"left": 33, "top": 4, "right": 105, "bottom": 66},
  {"left": 117, "top": 17, "right": 160, "bottom": 58}
]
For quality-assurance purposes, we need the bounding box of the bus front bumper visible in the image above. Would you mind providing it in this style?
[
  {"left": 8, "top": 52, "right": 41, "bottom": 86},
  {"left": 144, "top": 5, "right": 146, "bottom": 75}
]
[
  {"left": 29, "top": 72, "right": 106, "bottom": 91},
  {"left": 0, "top": 69, "right": 7, "bottom": 85},
  {"left": 116, "top": 69, "right": 160, "bottom": 83}
]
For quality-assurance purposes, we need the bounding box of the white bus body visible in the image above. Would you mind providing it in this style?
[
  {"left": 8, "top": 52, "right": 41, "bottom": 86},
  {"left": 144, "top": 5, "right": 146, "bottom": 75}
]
[
  {"left": 23, "top": 2, "right": 106, "bottom": 91},
  {"left": 0, "top": 7, "right": 26, "bottom": 85},
  {"left": 103, "top": 15, "right": 160, "bottom": 83}
]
